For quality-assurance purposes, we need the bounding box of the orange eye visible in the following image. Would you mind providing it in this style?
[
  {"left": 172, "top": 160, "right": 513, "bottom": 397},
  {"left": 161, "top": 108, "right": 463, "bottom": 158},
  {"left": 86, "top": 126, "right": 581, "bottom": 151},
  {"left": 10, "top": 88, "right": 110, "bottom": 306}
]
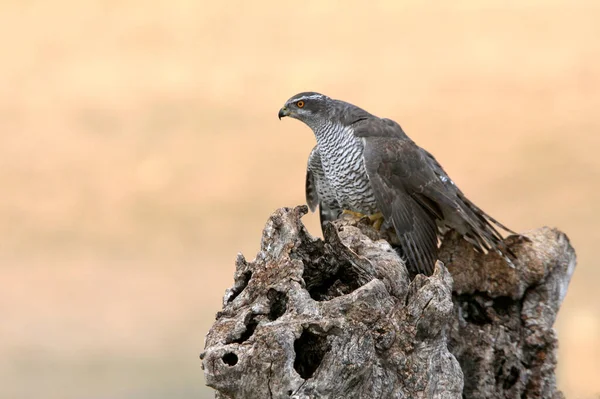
[{"left": 296, "top": 100, "right": 305, "bottom": 108}]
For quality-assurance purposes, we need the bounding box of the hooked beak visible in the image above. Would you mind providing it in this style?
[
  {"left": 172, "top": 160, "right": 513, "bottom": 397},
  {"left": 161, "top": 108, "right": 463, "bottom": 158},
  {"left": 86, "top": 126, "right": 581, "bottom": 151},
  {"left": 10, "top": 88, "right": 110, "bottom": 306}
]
[{"left": 278, "top": 106, "right": 290, "bottom": 120}]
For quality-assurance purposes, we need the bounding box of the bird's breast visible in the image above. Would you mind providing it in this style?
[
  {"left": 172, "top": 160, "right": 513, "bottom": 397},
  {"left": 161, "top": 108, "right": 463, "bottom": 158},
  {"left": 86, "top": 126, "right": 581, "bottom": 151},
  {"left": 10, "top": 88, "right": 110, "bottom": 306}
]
[{"left": 316, "top": 129, "right": 379, "bottom": 214}]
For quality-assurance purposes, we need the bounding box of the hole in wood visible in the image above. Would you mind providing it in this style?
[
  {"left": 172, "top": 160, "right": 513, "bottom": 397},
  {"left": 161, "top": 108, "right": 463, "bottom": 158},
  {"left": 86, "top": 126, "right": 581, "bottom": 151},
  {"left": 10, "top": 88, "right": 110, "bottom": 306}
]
[
  {"left": 232, "top": 314, "right": 258, "bottom": 344},
  {"left": 503, "top": 366, "right": 520, "bottom": 389},
  {"left": 289, "top": 233, "right": 360, "bottom": 301},
  {"left": 222, "top": 352, "right": 238, "bottom": 366},
  {"left": 293, "top": 328, "right": 330, "bottom": 379},
  {"left": 457, "top": 295, "right": 492, "bottom": 325},
  {"left": 268, "top": 289, "right": 288, "bottom": 321},
  {"left": 302, "top": 259, "right": 361, "bottom": 302},
  {"left": 492, "top": 296, "right": 517, "bottom": 318}
]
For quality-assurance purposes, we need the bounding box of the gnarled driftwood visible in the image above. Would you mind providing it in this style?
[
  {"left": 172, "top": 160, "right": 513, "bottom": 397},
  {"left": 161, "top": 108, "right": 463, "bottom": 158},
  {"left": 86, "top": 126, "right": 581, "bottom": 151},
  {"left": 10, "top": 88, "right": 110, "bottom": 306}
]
[{"left": 201, "top": 206, "right": 575, "bottom": 399}]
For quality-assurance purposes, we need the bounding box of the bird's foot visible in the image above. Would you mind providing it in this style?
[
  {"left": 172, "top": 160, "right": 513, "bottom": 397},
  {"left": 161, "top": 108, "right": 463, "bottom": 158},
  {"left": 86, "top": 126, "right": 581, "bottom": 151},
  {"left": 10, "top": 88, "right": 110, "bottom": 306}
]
[
  {"left": 342, "top": 210, "right": 367, "bottom": 219},
  {"left": 342, "top": 210, "right": 385, "bottom": 231},
  {"left": 369, "top": 212, "right": 385, "bottom": 231}
]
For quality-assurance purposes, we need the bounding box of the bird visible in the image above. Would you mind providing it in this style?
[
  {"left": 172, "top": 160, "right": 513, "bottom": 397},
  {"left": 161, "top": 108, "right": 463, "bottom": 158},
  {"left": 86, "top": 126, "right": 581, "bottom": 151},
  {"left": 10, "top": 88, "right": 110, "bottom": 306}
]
[{"left": 278, "top": 91, "right": 516, "bottom": 276}]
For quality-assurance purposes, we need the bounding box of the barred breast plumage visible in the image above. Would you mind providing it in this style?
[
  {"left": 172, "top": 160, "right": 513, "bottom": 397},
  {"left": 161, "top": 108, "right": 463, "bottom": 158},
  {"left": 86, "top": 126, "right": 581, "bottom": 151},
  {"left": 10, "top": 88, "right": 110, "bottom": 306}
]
[
  {"left": 313, "top": 122, "right": 379, "bottom": 215},
  {"left": 305, "top": 146, "right": 342, "bottom": 225}
]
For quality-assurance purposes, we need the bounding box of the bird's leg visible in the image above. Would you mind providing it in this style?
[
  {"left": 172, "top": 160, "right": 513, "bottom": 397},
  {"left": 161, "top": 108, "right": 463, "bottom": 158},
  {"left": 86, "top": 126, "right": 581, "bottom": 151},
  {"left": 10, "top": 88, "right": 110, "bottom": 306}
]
[
  {"left": 369, "top": 212, "right": 385, "bottom": 231},
  {"left": 342, "top": 210, "right": 385, "bottom": 231},
  {"left": 342, "top": 210, "right": 368, "bottom": 219}
]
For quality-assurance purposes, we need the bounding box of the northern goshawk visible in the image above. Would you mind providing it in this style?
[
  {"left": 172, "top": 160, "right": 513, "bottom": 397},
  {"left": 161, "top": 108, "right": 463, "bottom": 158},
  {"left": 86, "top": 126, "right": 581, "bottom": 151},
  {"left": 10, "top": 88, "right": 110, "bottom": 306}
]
[{"left": 279, "top": 91, "right": 516, "bottom": 276}]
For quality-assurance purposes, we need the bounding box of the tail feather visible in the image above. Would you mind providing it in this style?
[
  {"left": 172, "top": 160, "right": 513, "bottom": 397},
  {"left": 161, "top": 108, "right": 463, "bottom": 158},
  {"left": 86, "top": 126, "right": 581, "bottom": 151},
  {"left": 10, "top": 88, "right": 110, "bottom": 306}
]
[
  {"left": 459, "top": 192, "right": 516, "bottom": 235},
  {"left": 444, "top": 190, "right": 517, "bottom": 266}
]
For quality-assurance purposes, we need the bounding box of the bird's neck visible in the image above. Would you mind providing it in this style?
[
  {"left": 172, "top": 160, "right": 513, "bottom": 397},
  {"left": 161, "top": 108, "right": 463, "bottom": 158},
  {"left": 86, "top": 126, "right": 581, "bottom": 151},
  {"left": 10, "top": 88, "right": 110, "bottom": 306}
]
[
  {"left": 313, "top": 122, "right": 353, "bottom": 153},
  {"left": 313, "top": 122, "right": 363, "bottom": 176}
]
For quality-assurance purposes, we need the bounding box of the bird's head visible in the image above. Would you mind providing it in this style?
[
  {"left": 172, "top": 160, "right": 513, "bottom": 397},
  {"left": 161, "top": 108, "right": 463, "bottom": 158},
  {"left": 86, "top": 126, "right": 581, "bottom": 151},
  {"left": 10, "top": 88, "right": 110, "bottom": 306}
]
[{"left": 278, "top": 92, "right": 331, "bottom": 128}]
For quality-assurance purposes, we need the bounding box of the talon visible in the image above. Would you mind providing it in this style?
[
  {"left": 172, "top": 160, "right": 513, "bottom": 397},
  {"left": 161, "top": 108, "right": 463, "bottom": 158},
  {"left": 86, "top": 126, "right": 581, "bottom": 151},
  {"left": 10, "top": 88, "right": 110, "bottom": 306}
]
[
  {"left": 342, "top": 210, "right": 367, "bottom": 219},
  {"left": 369, "top": 212, "right": 385, "bottom": 231},
  {"left": 342, "top": 210, "right": 385, "bottom": 231}
]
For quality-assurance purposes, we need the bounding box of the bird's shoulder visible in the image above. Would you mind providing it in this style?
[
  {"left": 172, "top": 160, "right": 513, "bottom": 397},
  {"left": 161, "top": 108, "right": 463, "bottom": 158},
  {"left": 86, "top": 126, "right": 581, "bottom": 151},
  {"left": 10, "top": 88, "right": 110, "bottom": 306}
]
[
  {"left": 351, "top": 116, "right": 409, "bottom": 140},
  {"left": 357, "top": 125, "right": 448, "bottom": 195},
  {"left": 352, "top": 118, "right": 419, "bottom": 167},
  {"left": 349, "top": 114, "right": 451, "bottom": 194}
]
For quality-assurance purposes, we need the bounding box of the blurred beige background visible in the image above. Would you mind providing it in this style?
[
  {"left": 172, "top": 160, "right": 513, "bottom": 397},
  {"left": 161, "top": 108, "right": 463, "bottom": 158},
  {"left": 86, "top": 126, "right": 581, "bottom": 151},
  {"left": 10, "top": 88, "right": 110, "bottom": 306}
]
[{"left": 0, "top": 1, "right": 598, "bottom": 398}]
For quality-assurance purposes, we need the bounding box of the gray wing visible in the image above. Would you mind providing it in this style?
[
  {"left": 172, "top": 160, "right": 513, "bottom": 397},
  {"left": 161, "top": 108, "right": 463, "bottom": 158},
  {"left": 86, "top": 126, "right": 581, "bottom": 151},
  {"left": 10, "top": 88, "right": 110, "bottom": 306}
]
[
  {"left": 359, "top": 129, "right": 439, "bottom": 275},
  {"left": 305, "top": 146, "right": 343, "bottom": 230},
  {"left": 356, "top": 117, "right": 514, "bottom": 275}
]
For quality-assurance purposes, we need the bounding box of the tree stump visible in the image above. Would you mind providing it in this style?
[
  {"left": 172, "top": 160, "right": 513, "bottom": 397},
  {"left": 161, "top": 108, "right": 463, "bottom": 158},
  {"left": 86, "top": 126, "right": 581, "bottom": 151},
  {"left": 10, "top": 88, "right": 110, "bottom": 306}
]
[{"left": 201, "top": 206, "right": 576, "bottom": 399}]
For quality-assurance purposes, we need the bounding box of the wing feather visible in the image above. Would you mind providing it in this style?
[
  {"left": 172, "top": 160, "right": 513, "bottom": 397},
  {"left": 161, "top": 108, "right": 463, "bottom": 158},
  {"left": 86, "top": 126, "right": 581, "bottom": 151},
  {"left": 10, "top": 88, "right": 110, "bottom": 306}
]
[
  {"left": 305, "top": 147, "right": 320, "bottom": 213},
  {"left": 366, "top": 159, "right": 439, "bottom": 275},
  {"left": 357, "top": 116, "right": 515, "bottom": 274}
]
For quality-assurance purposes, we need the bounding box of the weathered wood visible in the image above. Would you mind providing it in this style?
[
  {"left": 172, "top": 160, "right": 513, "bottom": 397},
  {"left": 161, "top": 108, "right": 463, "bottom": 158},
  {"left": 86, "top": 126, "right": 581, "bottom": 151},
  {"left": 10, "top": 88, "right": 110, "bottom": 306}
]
[{"left": 201, "top": 206, "right": 575, "bottom": 399}]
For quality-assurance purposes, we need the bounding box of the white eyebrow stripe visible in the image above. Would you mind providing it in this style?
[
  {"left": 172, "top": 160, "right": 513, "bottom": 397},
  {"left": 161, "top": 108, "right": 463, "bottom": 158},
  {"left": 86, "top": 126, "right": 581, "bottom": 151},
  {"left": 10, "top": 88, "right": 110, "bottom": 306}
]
[{"left": 293, "top": 94, "right": 324, "bottom": 102}]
